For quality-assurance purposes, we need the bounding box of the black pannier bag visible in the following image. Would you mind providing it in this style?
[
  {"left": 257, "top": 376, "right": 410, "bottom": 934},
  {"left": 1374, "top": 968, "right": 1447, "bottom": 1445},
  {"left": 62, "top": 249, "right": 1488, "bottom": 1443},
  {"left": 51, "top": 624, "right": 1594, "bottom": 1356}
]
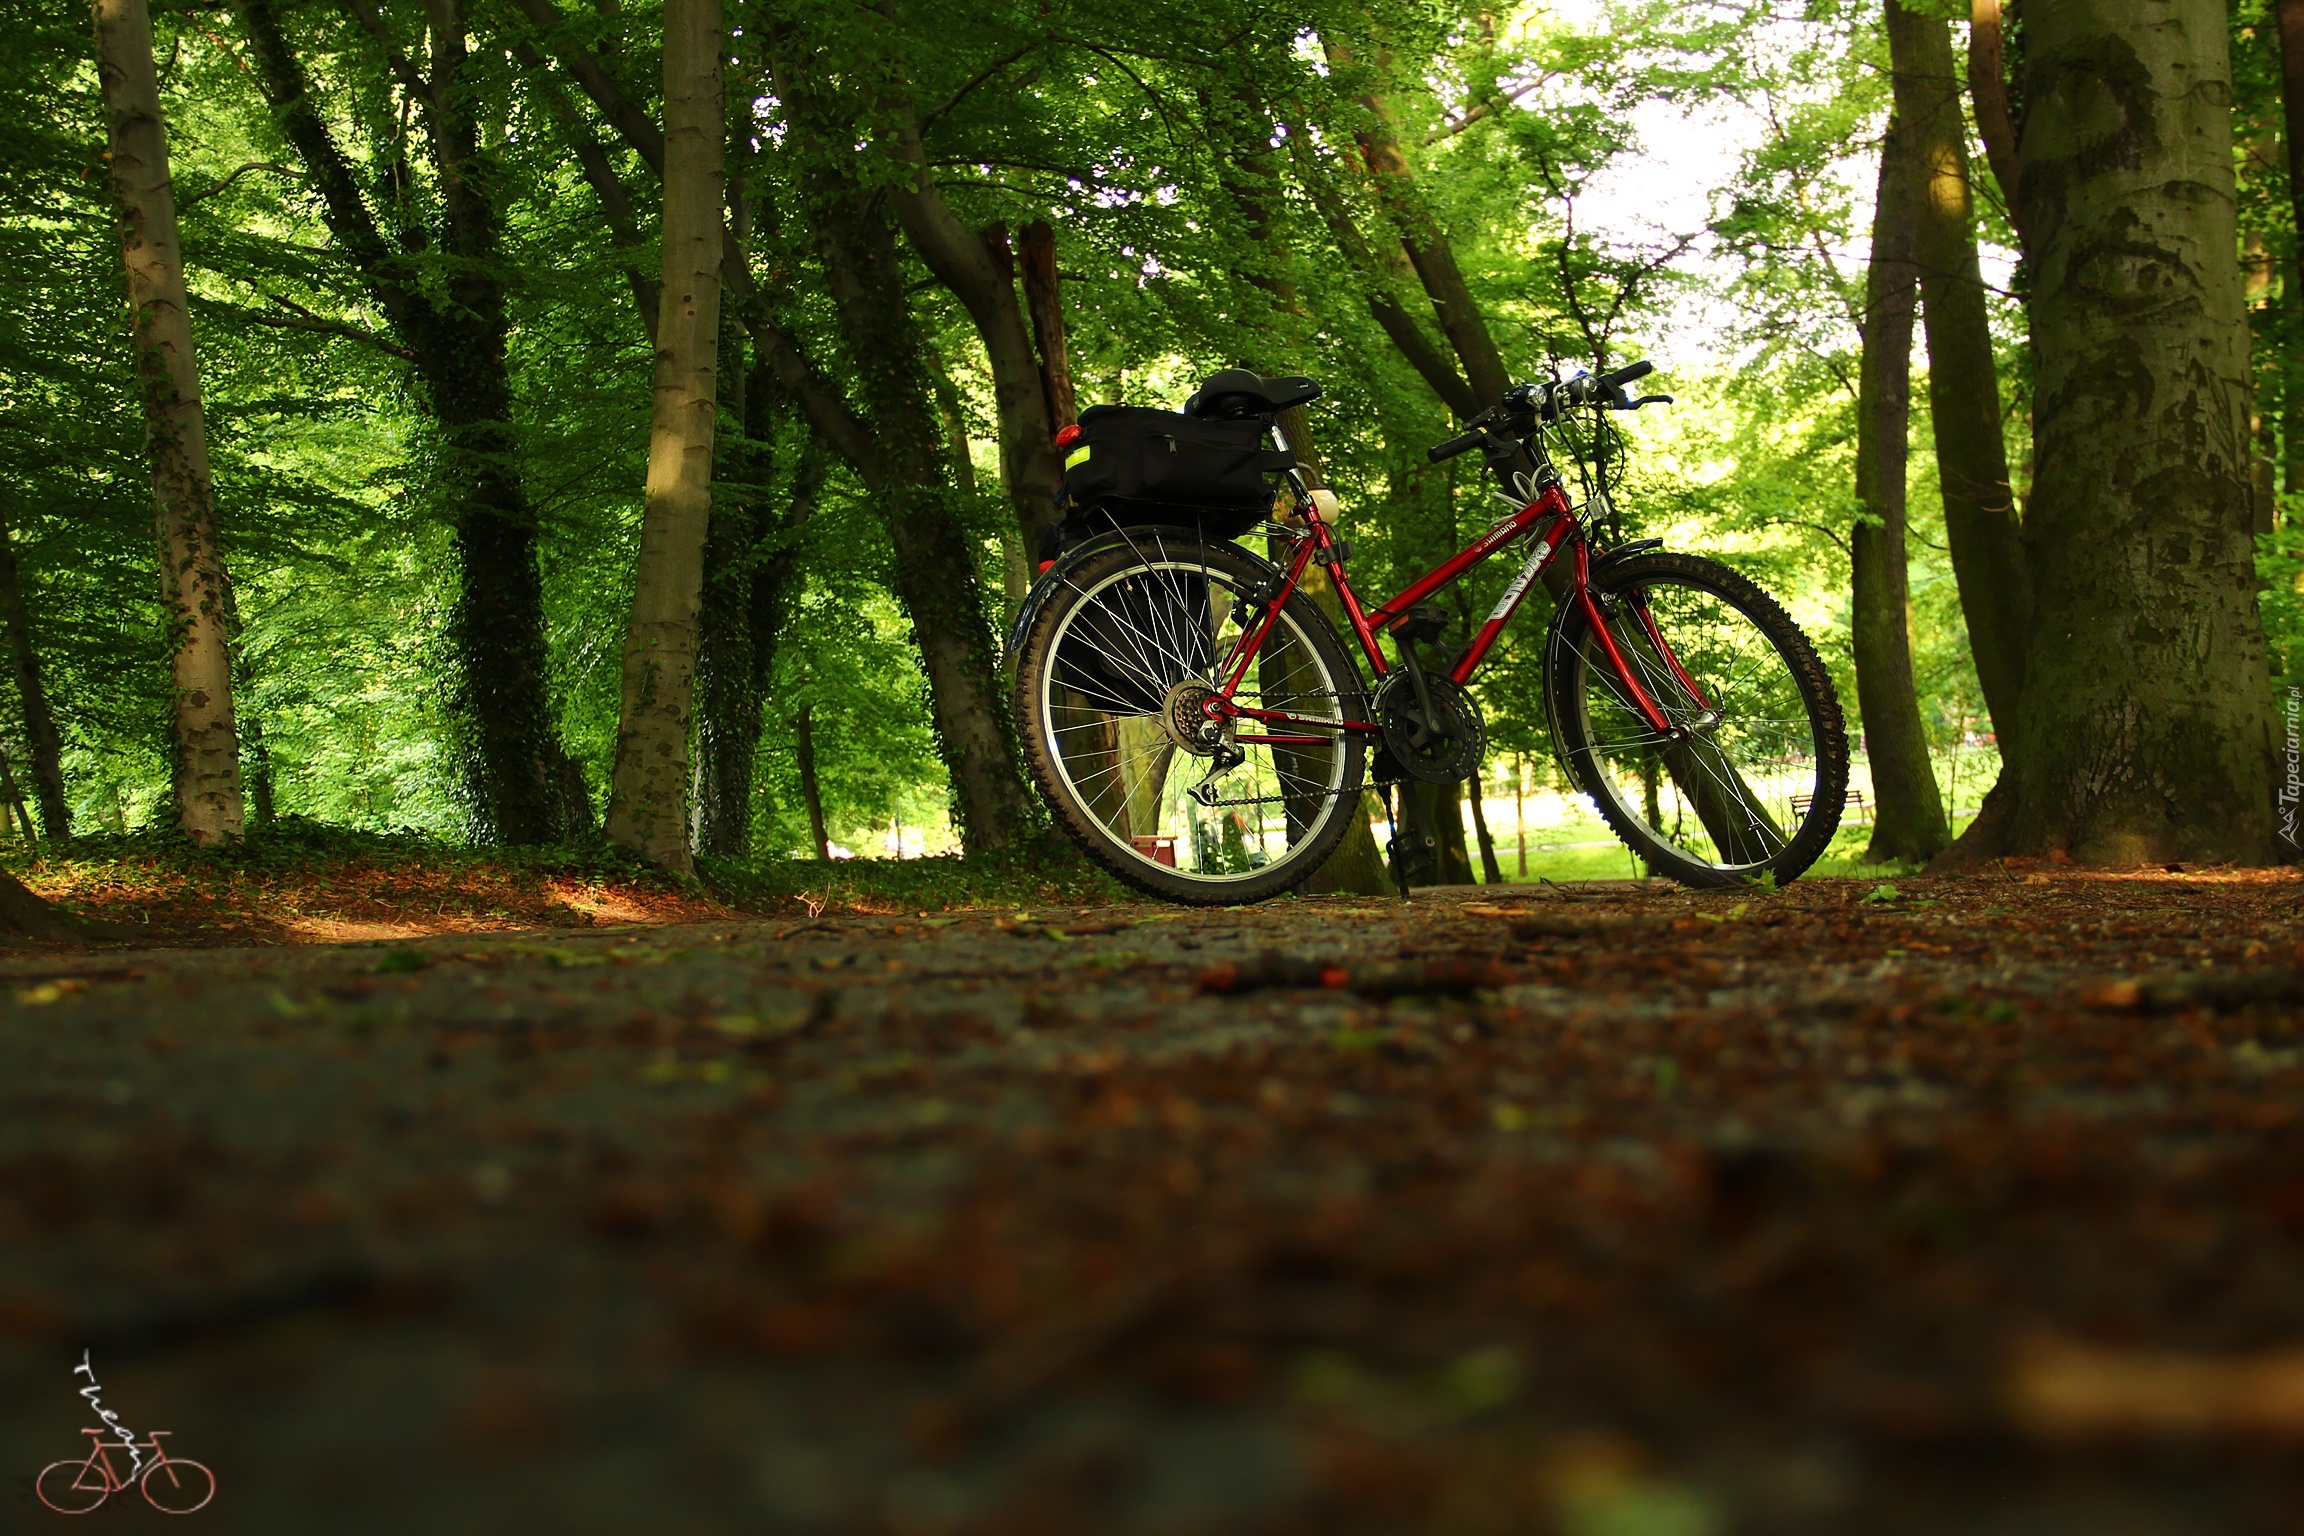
[{"left": 1058, "top": 405, "right": 1296, "bottom": 542}]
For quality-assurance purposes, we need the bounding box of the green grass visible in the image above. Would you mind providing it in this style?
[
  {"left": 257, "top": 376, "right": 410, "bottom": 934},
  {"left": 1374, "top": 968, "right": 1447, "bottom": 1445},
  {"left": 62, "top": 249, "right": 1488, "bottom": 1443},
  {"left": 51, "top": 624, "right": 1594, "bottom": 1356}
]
[
  {"left": 695, "top": 833, "right": 1134, "bottom": 913},
  {"left": 1483, "top": 841, "right": 1657, "bottom": 884},
  {"left": 2, "top": 818, "right": 1134, "bottom": 922},
  {"left": 1469, "top": 809, "right": 1981, "bottom": 888}
]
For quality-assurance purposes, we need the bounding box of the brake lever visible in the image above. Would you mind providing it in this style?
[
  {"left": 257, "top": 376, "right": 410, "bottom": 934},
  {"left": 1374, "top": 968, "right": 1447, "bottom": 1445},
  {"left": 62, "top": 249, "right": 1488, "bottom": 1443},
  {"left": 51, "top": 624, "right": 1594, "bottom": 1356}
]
[{"left": 1624, "top": 393, "right": 1674, "bottom": 410}]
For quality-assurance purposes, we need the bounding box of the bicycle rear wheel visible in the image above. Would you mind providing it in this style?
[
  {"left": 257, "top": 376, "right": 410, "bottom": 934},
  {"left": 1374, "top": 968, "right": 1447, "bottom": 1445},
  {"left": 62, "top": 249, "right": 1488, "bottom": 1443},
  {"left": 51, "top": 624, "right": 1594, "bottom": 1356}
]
[
  {"left": 1548, "top": 551, "right": 1848, "bottom": 887},
  {"left": 37, "top": 1460, "right": 109, "bottom": 1513},
  {"left": 1013, "top": 530, "right": 1369, "bottom": 903}
]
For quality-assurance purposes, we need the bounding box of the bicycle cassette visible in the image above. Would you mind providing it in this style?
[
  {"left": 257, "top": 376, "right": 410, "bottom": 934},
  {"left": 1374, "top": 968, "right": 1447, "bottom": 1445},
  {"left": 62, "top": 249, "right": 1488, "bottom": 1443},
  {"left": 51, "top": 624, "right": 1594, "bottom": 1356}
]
[{"left": 1373, "top": 670, "right": 1486, "bottom": 784}]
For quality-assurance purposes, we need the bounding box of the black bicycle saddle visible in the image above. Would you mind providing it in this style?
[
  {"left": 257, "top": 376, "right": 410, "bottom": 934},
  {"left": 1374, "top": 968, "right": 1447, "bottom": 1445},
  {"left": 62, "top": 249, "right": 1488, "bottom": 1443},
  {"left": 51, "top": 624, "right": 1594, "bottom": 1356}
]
[{"left": 1184, "top": 370, "right": 1323, "bottom": 419}]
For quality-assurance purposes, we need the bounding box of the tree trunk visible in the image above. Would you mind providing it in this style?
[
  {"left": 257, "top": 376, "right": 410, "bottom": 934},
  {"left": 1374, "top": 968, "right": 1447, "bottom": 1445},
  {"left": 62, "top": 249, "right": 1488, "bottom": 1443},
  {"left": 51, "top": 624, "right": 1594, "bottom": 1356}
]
[
  {"left": 1967, "top": 0, "right": 2027, "bottom": 250},
  {"left": 2277, "top": 2, "right": 2304, "bottom": 296},
  {"left": 426, "top": 0, "right": 576, "bottom": 846},
  {"left": 1204, "top": 110, "right": 1392, "bottom": 896},
  {"left": 0, "top": 504, "right": 68, "bottom": 838},
  {"left": 1, "top": 748, "right": 32, "bottom": 841},
  {"left": 240, "top": 713, "right": 277, "bottom": 826},
  {"left": 783, "top": 127, "right": 1034, "bottom": 852},
  {"left": 753, "top": 421, "right": 825, "bottom": 700},
  {"left": 0, "top": 869, "right": 93, "bottom": 944},
  {"left": 2001, "top": 0, "right": 2277, "bottom": 863},
  {"left": 2244, "top": 225, "right": 2279, "bottom": 538},
  {"left": 1850, "top": 110, "right": 1951, "bottom": 863},
  {"left": 241, "top": 0, "right": 572, "bottom": 845},
  {"left": 97, "top": 0, "right": 243, "bottom": 845},
  {"left": 794, "top": 703, "right": 830, "bottom": 860},
  {"left": 605, "top": 0, "right": 723, "bottom": 872},
  {"left": 886, "top": 114, "right": 1064, "bottom": 555},
  {"left": 1887, "top": 1, "right": 2032, "bottom": 773},
  {"left": 2273, "top": 2, "right": 2304, "bottom": 507},
  {"left": 217, "top": 577, "right": 274, "bottom": 826},
  {"left": 1400, "top": 782, "right": 1475, "bottom": 886},
  {"left": 1271, "top": 449, "right": 1391, "bottom": 898},
  {"left": 693, "top": 324, "right": 766, "bottom": 858},
  {"left": 1017, "top": 220, "right": 1077, "bottom": 431},
  {"left": 1341, "top": 58, "right": 1512, "bottom": 404},
  {"left": 1466, "top": 769, "right": 1503, "bottom": 883}
]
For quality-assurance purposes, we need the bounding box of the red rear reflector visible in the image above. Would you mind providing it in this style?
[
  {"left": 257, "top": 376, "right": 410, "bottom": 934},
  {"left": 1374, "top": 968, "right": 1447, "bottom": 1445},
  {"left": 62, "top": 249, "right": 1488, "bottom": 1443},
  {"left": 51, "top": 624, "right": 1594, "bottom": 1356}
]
[
  {"left": 1037, "top": 560, "right": 1055, "bottom": 573},
  {"left": 1053, "top": 424, "right": 1082, "bottom": 449}
]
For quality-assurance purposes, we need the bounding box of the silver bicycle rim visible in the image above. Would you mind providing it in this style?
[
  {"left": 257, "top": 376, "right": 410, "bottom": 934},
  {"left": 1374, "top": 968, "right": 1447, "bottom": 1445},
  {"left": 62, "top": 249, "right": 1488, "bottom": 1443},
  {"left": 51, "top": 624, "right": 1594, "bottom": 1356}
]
[
  {"left": 1568, "top": 580, "right": 1822, "bottom": 872},
  {"left": 1037, "top": 555, "right": 1354, "bottom": 883}
]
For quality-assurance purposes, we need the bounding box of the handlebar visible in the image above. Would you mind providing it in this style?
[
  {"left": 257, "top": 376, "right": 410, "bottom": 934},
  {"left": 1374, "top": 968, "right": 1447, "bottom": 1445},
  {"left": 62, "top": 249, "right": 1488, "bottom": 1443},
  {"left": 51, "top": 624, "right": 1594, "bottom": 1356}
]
[
  {"left": 1423, "top": 360, "right": 1664, "bottom": 463},
  {"left": 1558, "top": 359, "right": 1654, "bottom": 408},
  {"left": 1426, "top": 425, "right": 1490, "bottom": 464},
  {"left": 1600, "top": 358, "right": 1654, "bottom": 391}
]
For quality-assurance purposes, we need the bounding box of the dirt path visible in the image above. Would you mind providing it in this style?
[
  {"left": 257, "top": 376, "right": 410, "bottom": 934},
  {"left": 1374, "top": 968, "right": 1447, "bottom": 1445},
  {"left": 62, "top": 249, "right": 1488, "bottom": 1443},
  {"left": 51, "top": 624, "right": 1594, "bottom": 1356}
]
[{"left": 4, "top": 873, "right": 2303, "bottom": 1533}]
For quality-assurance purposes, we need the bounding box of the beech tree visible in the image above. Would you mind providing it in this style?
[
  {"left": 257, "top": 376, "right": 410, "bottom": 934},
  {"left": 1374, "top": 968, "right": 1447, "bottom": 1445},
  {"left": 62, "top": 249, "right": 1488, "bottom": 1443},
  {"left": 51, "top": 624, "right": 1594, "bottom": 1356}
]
[
  {"left": 236, "top": 0, "right": 584, "bottom": 845},
  {"left": 1850, "top": 112, "right": 1950, "bottom": 862},
  {"left": 0, "top": 505, "right": 68, "bottom": 838},
  {"left": 2002, "top": 0, "right": 2278, "bottom": 862},
  {"left": 1886, "top": 1, "right": 2030, "bottom": 796},
  {"left": 604, "top": 0, "right": 722, "bottom": 871},
  {"left": 96, "top": 0, "right": 243, "bottom": 844}
]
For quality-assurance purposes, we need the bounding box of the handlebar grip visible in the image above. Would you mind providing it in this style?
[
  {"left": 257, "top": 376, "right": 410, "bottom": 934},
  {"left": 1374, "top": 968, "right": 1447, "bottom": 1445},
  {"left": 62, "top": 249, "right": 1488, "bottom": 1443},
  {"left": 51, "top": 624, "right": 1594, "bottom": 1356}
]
[
  {"left": 1426, "top": 428, "right": 1486, "bottom": 464},
  {"left": 1598, "top": 359, "right": 1654, "bottom": 391}
]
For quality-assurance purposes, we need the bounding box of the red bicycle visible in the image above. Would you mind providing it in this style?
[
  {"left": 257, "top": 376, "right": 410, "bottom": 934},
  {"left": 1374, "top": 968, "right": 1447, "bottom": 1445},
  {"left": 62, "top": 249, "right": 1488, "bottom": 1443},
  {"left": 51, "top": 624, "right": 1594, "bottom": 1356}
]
[
  {"left": 1011, "top": 362, "right": 1849, "bottom": 903},
  {"left": 37, "top": 1427, "right": 215, "bottom": 1514}
]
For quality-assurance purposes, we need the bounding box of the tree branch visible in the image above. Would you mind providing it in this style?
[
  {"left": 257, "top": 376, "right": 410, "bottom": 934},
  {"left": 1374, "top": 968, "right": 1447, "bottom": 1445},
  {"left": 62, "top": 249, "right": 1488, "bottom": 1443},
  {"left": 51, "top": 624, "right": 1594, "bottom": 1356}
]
[
  {"left": 918, "top": 41, "right": 1039, "bottom": 132},
  {"left": 1422, "top": 75, "right": 1550, "bottom": 145},
  {"left": 200, "top": 294, "right": 417, "bottom": 358},
  {"left": 337, "top": 0, "right": 432, "bottom": 106},
  {"left": 1966, "top": 0, "right": 2024, "bottom": 250},
  {"left": 1288, "top": 129, "right": 1478, "bottom": 417},
  {"left": 176, "top": 160, "right": 304, "bottom": 210},
  {"left": 504, "top": 38, "right": 658, "bottom": 339},
  {"left": 503, "top": 0, "right": 666, "bottom": 173},
  {"left": 235, "top": 0, "right": 429, "bottom": 335}
]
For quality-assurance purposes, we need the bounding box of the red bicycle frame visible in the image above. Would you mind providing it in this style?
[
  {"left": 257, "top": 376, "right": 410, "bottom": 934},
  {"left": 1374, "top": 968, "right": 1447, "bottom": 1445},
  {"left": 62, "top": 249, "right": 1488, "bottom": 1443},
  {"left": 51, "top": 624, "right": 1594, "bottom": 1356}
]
[{"left": 1210, "top": 481, "right": 1690, "bottom": 744}]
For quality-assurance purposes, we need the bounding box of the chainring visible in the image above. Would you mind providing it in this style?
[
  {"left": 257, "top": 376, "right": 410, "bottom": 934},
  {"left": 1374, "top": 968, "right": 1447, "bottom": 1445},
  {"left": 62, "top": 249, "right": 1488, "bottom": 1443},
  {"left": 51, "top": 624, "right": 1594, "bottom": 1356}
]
[{"left": 1373, "top": 670, "right": 1486, "bottom": 785}]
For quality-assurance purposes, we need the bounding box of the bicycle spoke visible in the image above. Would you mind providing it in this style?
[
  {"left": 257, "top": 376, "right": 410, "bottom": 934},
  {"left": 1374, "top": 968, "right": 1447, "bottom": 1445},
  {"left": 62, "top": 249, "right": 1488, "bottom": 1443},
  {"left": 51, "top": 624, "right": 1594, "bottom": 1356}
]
[
  {"left": 1573, "top": 569, "right": 1824, "bottom": 874},
  {"left": 1033, "top": 553, "right": 1362, "bottom": 889}
]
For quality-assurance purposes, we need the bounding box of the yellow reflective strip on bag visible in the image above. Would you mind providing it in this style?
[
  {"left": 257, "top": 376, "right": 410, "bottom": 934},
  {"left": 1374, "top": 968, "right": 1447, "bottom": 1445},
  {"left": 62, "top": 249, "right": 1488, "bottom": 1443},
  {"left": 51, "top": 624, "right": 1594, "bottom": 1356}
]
[{"left": 1065, "top": 445, "right": 1092, "bottom": 471}]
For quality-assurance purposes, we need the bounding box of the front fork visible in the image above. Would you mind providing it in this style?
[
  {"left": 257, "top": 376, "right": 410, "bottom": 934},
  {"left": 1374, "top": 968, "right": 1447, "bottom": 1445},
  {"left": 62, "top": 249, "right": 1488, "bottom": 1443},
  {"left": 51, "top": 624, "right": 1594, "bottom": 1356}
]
[{"left": 1565, "top": 544, "right": 1706, "bottom": 738}]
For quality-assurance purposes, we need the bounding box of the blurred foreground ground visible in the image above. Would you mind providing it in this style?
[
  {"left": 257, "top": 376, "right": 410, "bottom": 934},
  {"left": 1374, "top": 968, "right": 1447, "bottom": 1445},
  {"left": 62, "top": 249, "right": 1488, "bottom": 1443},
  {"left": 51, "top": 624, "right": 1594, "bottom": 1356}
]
[{"left": 4, "top": 870, "right": 2303, "bottom": 1533}]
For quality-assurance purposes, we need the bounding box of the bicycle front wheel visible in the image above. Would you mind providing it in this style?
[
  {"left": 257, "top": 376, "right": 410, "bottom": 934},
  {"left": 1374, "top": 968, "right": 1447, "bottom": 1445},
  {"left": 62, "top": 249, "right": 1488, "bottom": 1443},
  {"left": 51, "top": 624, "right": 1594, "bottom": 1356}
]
[
  {"left": 1014, "top": 530, "right": 1369, "bottom": 904},
  {"left": 142, "top": 1458, "right": 215, "bottom": 1514},
  {"left": 1548, "top": 551, "right": 1848, "bottom": 887}
]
